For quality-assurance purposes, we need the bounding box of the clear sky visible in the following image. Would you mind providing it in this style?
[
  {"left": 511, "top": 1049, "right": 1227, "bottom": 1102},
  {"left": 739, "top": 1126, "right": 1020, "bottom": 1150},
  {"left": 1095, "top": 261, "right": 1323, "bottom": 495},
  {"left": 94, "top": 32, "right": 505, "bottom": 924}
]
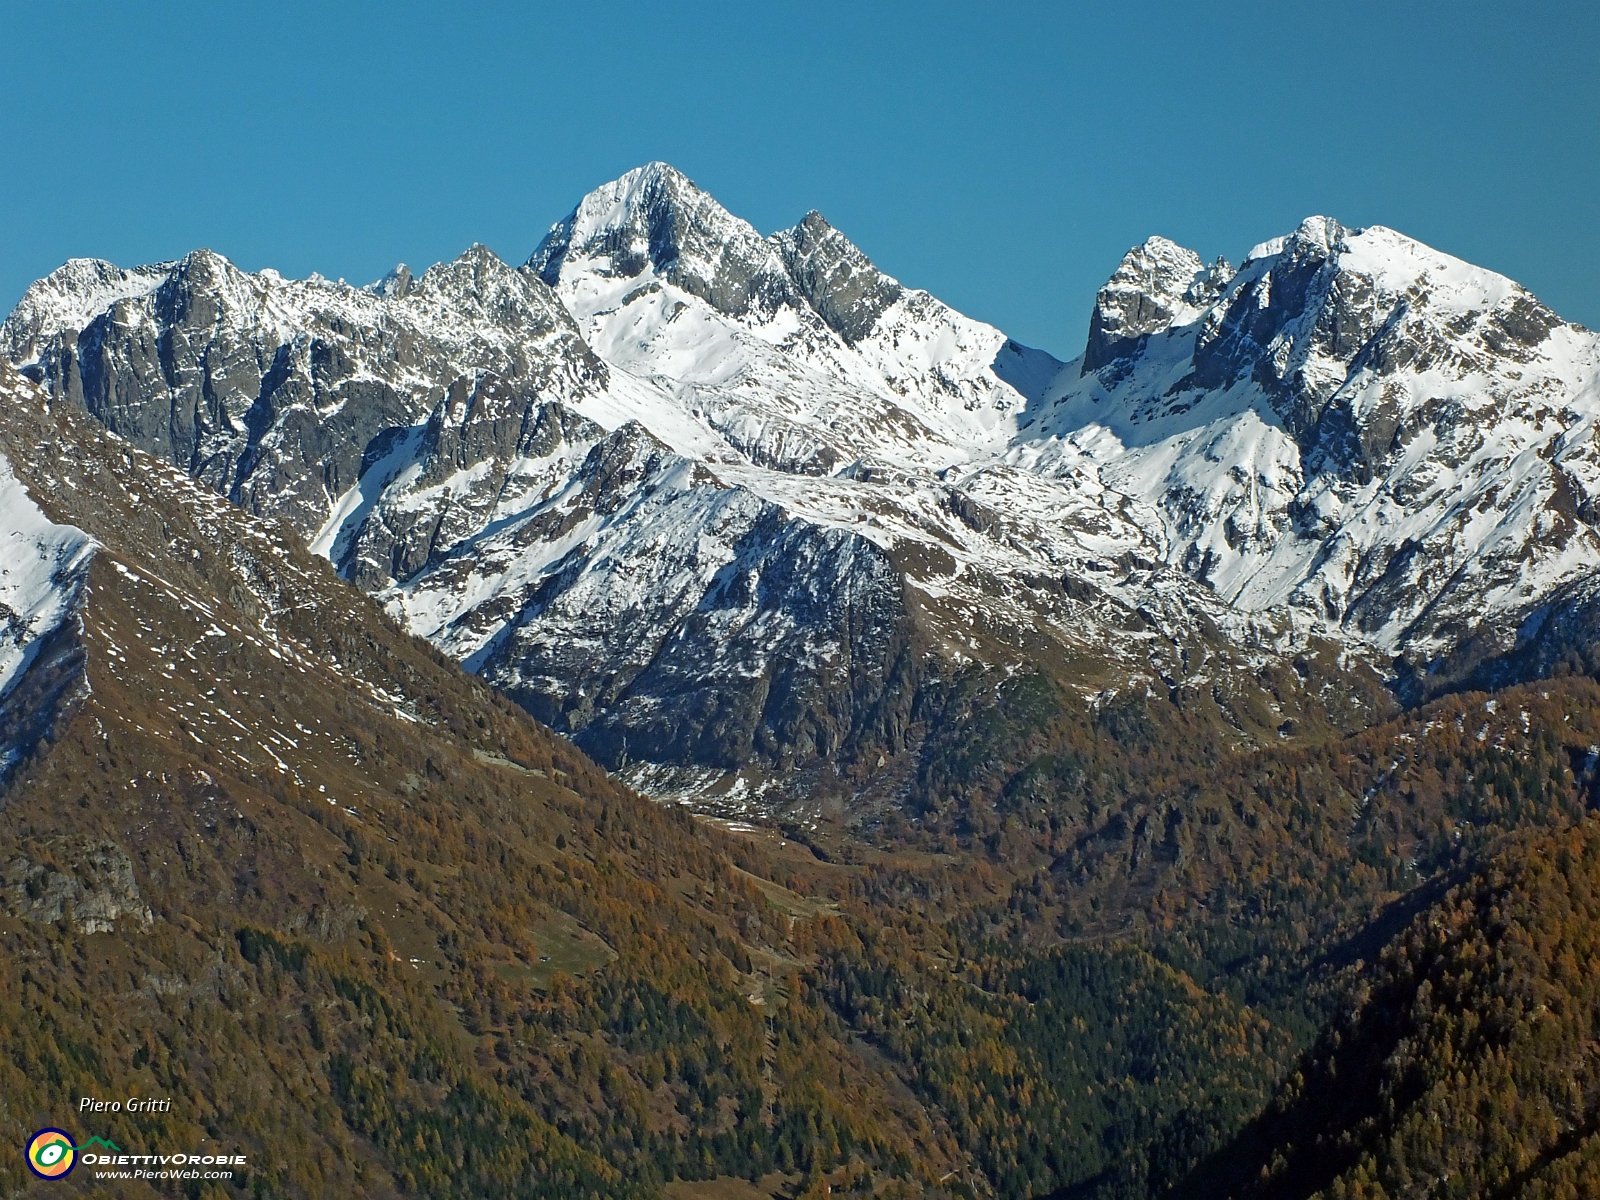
[{"left": 1, "top": 0, "right": 1594, "bottom": 359}]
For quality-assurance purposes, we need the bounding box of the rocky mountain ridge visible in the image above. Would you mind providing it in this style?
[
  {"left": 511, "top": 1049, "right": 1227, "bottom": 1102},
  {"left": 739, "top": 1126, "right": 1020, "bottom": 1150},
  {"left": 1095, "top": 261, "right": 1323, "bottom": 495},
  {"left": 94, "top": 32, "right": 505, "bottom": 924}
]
[
  {"left": 1026, "top": 216, "right": 1600, "bottom": 670},
  {"left": 7, "top": 164, "right": 1599, "bottom": 812}
]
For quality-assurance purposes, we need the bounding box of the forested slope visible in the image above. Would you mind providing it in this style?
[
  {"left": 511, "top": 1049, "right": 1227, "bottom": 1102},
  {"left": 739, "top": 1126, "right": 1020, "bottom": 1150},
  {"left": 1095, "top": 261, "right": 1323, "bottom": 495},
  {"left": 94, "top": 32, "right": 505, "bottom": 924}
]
[
  {"left": 1187, "top": 819, "right": 1600, "bottom": 1200},
  {"left": 0, "top": 361, "right": 954, "bottom": 1198}
]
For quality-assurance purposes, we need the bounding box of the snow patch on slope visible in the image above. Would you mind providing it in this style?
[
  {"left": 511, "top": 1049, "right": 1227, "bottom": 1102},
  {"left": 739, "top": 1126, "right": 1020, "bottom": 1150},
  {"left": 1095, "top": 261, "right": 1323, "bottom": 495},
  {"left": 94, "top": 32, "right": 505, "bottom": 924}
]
[{"left": 0, "top": 453, "right": 95, "bottom": 701}]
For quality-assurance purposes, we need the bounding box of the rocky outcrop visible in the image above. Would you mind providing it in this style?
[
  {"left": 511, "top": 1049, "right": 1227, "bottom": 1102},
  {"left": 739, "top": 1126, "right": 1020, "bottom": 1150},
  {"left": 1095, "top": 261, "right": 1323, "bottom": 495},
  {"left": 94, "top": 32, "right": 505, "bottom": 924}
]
[
  {"left": 2, "top": 837, "right": 153, "bottom": 932},
  {"left": 771, "top": 210, "right": 903, "bottom": 346},
  {"left": 338, "top": 378, "right": 605, "bottom": 590},
  {"left": 1083, "top": 236, "right": 1232, "bottom": 373}
]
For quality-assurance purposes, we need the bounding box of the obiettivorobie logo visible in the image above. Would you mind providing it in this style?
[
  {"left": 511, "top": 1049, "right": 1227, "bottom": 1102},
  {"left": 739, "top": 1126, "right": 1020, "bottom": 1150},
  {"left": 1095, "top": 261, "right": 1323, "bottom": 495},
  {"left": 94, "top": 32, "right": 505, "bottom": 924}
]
[
  {"left": 26, "top": 1129, "right": 120, "bottom": 1180},
  {"left": 25, "top": 1127, "right": 246, "bottom": 1182}
]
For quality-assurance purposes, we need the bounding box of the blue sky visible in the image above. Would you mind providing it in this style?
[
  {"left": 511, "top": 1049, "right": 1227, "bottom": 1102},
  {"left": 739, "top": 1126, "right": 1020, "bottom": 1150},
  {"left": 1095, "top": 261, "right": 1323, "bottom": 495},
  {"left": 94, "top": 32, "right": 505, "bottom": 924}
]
[{"left": 1, "top": 0, "right": 1594, "bottom": 358}]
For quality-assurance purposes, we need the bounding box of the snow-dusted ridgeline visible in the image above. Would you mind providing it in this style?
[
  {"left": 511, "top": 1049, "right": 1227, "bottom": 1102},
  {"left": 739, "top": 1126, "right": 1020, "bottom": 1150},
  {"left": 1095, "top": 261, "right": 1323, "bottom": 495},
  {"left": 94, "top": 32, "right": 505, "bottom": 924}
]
[{"left": 7, "top": 166, "right": 1600, "bottom": 803}]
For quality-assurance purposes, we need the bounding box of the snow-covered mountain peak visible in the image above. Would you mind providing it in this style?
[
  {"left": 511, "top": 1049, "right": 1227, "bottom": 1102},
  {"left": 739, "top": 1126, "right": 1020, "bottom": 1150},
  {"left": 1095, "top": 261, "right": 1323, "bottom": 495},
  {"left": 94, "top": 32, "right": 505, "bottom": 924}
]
[
  {"left": 1225, "top": 215, "right": 1530, "bottom": 330},
  {"left": 412, "top": 243, "right": 590, "bottom": 350},
  {"left": 518, "top": 165, "right": 1062, "bottom": 477},
  {"left": 369, "top": 263, "right": 414, "bottom": 299},
  {"left": 1083, "top": 235, "right": 1233, "bottom": 372},
  {"left": 171, "top": 245, "right": 236, "bottom": 278},
  {"left": 1036, "top": 214, "right": 1600, "bottom": 663},
  {"left": 527, "top": 162, "right": 798, "bottom": 324},
  {"left": 1335, "top": 223, "right": 1523, "bottom": 316},
  {"left": 1, "top": 257, "right": 172, "bottom": 367},
  {"left": 1137, "top": 234, "right": 1204, "bottom": 273},
  {"left": 151, "top": 247, "right": 277, "bottom": 327},
  {"left": 1235, "top": 216, "right": 1344, "bottom": 272},
  {"left": 1183, "top": 215, "right": 1573, "bottom": 439},
  {"left": 414, "top": 242, "right": 517, "bottom": 300},
  {"left": 769, "top": 210, "right": 903, "bottom": 346},
  {"left": 530, "top": 162, "right": 738, "bottom": 265},
  {"left": 1291, "top": 214, "right": 1345, "bottom": 254}
]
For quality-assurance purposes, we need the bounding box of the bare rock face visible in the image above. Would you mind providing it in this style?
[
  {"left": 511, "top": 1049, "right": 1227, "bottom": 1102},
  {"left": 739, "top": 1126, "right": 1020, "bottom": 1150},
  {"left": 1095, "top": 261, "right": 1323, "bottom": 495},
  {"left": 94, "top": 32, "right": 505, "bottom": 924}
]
[
  {"left": 5, "top": 245, "right": 605, "bottom": 538},
  {"left": 334, "top": 374, "right": 605, "bottom": 591},
  {"left": 2, "top": 837, "right": 153, "bottom": 933},
  {"left": 771, "top": 210, "right": 903, "bottom": 346},
  {"left": 1083, "top": 236, "right": 1233, "bottom": 372}
]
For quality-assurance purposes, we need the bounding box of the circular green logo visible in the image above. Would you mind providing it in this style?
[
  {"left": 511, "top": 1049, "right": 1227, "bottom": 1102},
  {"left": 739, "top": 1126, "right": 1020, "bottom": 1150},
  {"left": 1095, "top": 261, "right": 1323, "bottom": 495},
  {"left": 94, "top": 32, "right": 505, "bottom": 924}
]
[{"left": 27, "top": 1128, "right": 77, "bottom": 1179}]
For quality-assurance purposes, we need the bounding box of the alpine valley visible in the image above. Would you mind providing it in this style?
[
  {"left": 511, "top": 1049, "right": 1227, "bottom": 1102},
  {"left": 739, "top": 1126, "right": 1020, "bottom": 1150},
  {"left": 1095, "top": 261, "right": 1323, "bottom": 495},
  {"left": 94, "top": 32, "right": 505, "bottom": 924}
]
[{"left": 6, "top": 165, "right": 1600, "bottom": 1200}]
